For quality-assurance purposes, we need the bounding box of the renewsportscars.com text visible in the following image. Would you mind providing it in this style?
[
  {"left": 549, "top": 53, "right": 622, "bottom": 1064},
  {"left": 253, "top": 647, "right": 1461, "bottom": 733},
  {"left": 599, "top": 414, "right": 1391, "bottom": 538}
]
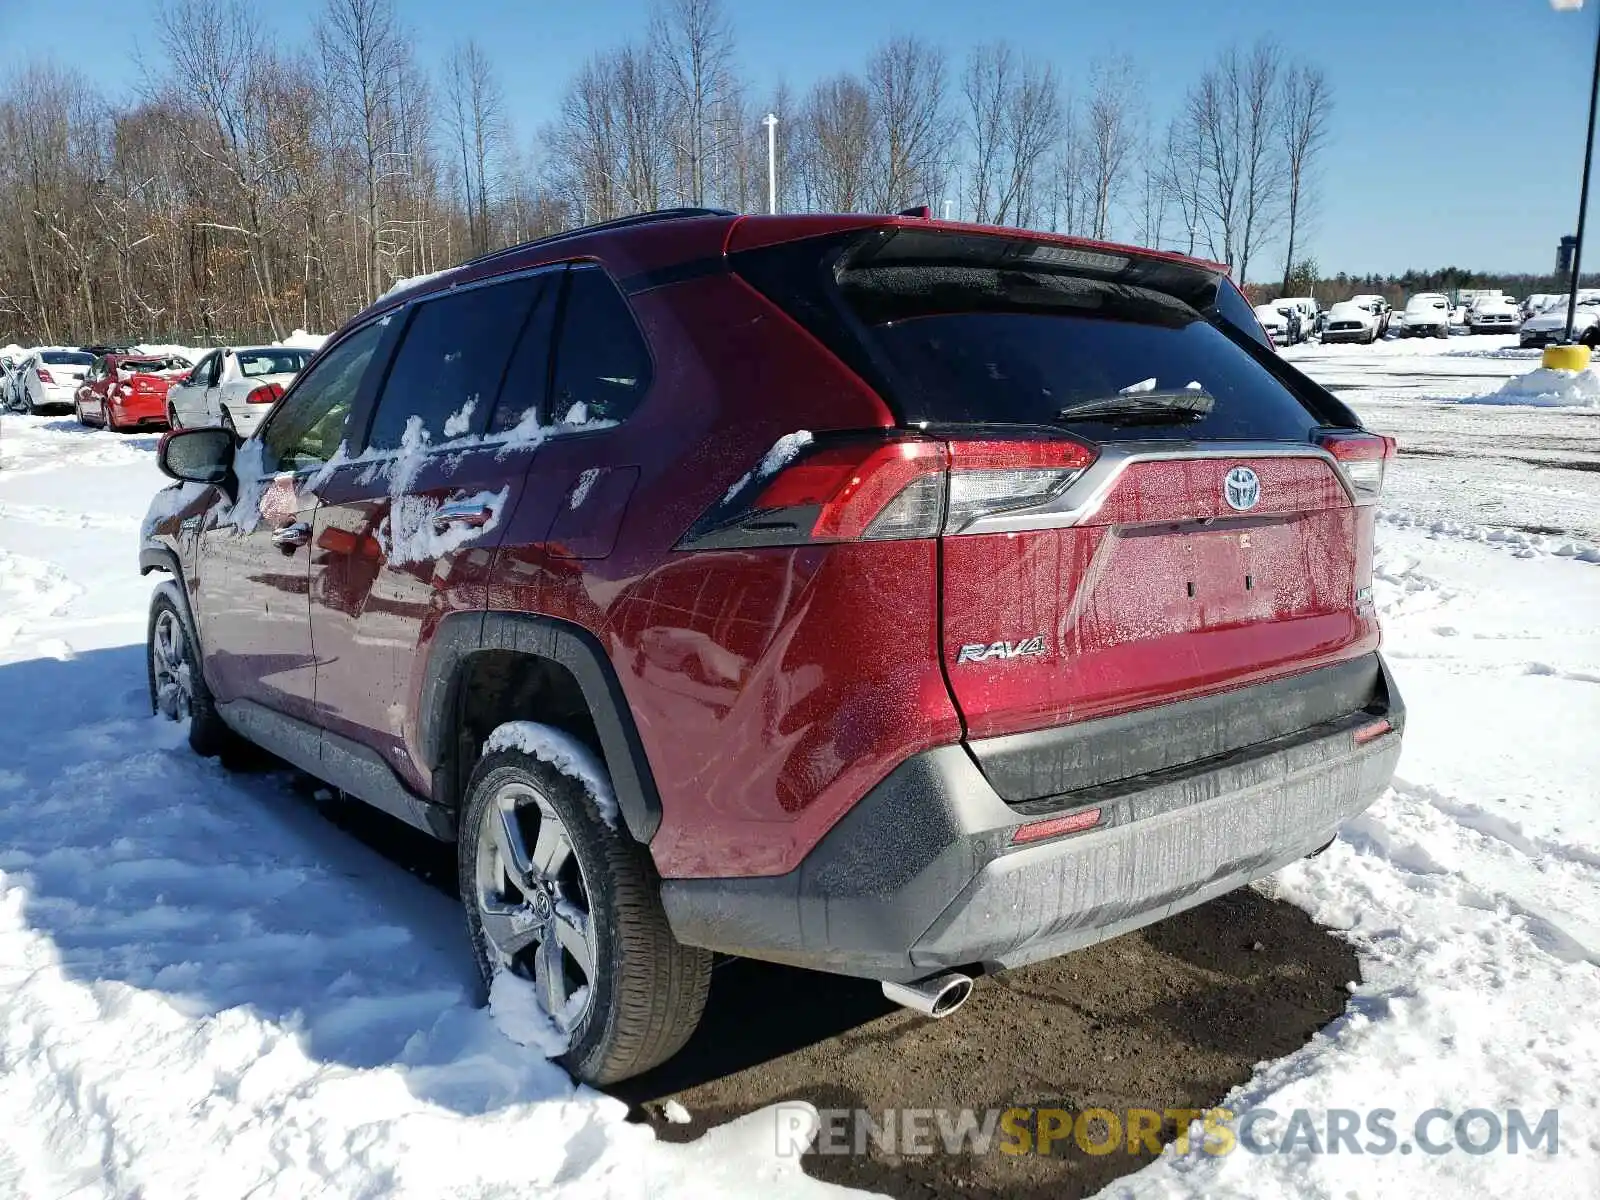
[{"left": 773, "top": 1105, "right": 1560, "bottom": 1159}]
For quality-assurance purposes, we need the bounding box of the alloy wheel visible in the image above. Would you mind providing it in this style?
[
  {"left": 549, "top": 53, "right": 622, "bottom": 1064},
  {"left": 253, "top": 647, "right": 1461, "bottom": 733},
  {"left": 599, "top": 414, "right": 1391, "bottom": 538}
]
[
  {"left": 149, "top": 608, "right": 193, "bottom": 720},
  {"left": 474, "top": 781, "right": 598, "bottom": 1030}
]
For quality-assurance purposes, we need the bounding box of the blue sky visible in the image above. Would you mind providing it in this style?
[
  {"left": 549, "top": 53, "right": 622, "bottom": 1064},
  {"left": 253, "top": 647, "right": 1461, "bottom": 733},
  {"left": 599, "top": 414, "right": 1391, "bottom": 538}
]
[{"left": 6, "top": 0, "right": 1597, "bottom": 276}]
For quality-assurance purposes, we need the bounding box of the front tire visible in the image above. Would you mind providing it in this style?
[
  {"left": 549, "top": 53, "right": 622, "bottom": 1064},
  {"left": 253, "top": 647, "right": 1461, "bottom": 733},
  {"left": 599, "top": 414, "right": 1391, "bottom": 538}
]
[
  {"left": 459, "top": 746, "right": 712, "bottom": 1085},
  {"left": 147, "top": 589, "right": 234, "bottom": 758}
]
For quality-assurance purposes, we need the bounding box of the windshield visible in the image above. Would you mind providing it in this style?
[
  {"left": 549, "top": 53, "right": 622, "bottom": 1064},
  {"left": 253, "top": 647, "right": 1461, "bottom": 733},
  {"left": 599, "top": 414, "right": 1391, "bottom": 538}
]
[
  {"left": 41, "top": 351, "right": 93, "bottom": 366},
  {"left": 236, "top": 349, "right": 311, "bottom": 377}
]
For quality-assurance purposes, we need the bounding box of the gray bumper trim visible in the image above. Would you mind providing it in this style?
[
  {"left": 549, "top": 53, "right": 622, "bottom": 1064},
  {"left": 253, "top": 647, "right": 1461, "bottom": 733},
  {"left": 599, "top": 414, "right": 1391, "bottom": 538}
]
[{"left": 661, "top": 659, "right": 1403, "bottom": 982}]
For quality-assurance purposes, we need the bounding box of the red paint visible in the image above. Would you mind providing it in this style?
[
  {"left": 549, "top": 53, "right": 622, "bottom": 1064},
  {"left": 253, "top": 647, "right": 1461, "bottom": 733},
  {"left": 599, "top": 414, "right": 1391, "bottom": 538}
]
[{"left": 942, "top": 455, "right": 1377, "bottom": 740}]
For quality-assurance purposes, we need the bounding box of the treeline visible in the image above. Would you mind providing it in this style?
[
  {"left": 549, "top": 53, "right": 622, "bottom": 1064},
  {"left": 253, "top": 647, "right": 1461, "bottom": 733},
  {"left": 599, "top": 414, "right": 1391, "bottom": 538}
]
[{"left": 0, "top": 0, "right": 1335, "bottom": 346}]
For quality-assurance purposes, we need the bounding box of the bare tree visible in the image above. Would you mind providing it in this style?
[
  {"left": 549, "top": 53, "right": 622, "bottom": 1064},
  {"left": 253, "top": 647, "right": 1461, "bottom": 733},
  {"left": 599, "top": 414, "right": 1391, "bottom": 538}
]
[
  {"left": 318, "top": 0, "right": 406, "bottom": 301},
  {"left": 798, "top": 74, "right": 874, "bottom": 212},
  {"left": 1188, "top": 41, "right": 1286, "bottom": 283},
  {"left": 654, "top": 0, "right": 737, "bottom": 207},
  {"left": 1234, "top": 41, "right": 1284, "bottom": 285},
  {"left": 962, "top": 43, "right": 1062, "bottom": 226},
  {"left": 1084, "top": 56, "right": 1140, "bottom": 241},
  {"left": 1278, "top": 63, "right": 1332, "bottom": 292},
  {"left": 1160, "top": 112, "right": 1206, "bottom": 256},
  {"left": 865, "top": 36, "right": 951, "bottom": 212},
  {"left": 444, "top": 40, "right": 504, "bottom": 256}
]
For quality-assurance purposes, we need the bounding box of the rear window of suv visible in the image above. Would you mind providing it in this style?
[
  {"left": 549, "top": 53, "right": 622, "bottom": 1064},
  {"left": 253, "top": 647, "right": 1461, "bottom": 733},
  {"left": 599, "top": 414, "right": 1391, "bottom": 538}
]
[{"left": 734, "top": 229, "right": 1329, "bottom": 442}]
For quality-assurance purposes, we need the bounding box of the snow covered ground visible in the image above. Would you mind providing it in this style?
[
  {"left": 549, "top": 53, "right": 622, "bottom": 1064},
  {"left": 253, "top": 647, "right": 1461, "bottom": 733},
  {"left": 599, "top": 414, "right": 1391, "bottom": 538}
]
[{"left": 0, "top": 333, "right": 1598, "bottom": 1197}]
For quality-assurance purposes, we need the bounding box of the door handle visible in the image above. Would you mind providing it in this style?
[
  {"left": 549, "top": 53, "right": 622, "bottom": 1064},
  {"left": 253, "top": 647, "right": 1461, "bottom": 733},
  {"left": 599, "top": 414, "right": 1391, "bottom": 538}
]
[
  {"left": 271, "top": 522, "right": 312, "bottom": 550},
  {"left": 432, "top": 502, "right": 494, "bottom": 530}
]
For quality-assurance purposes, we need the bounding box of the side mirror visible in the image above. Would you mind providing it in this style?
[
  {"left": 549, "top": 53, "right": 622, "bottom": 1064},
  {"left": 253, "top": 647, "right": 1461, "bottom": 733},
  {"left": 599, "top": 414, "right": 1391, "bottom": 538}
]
[{"left": 158, "top": 427, "right": 235, "bottom": 485}]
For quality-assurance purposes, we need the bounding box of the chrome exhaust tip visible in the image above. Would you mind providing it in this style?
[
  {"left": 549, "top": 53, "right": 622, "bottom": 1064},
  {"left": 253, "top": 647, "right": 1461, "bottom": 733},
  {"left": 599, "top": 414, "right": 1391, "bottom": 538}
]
[{"left": 881, "top": 971, "right": 974, "bottom": 1019}]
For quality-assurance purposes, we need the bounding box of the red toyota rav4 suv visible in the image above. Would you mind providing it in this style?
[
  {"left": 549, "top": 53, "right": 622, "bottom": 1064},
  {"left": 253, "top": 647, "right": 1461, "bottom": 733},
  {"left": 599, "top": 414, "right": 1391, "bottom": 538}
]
[{"left": 142, "top": 209, "right": 1403, "bottom": 1085}]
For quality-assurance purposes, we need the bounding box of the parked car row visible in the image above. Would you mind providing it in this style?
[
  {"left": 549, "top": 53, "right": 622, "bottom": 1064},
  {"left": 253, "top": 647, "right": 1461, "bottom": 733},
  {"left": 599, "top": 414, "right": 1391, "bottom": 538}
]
[
  {"left": 1252, "top": 287, "right": 1590, "bottom": 348},
  {"left": 1, "top": 343, "right": 310, "bottom": 437}
]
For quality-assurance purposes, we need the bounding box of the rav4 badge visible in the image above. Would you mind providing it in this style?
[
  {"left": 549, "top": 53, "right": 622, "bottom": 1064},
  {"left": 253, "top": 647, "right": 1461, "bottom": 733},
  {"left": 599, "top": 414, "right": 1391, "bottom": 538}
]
[{"left": 957, "top": 635, "right": 1048, "bottom": 664}]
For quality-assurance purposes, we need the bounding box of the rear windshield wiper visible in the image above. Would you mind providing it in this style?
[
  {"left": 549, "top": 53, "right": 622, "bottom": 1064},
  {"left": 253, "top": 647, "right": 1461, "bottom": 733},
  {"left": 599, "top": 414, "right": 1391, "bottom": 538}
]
[{"left": 1056, "top": 388, "right": 1215, "bottom": 424}]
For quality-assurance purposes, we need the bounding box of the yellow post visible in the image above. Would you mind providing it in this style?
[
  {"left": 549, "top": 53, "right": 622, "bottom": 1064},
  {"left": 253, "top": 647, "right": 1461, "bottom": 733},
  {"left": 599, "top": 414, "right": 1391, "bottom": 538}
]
[{"left": 1542, "top": 344, "right": 1593, "bottom": 371}]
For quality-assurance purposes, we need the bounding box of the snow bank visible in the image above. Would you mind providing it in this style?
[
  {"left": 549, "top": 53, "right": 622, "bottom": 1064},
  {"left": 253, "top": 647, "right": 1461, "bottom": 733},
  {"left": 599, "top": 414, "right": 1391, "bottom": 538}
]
[
  {"left": 482, "top": 721, "right": 620, "bottom": 828},
  {"left": 133, "top": 343, "right": 208, "bottom": 365},
  {"left": 1472, "top": 364, "right": 1600, "bottom": 407},
  {"left": 276, "top": 329, "right": 326, "bottom": 351}
]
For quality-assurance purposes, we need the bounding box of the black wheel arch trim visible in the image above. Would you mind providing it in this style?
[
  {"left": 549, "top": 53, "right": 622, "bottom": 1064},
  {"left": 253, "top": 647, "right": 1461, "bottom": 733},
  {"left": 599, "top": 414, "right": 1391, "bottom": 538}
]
[
  {"left": 420, "top": 611, "right": 663, "bottom": 844},
  {"left": 139, "top": 544, "right": 206, "bottom": 662}
]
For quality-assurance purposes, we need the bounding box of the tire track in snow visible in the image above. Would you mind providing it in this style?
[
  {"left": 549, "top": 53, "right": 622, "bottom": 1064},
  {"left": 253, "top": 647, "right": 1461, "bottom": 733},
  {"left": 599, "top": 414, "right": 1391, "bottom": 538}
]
[
  {"left": 0, "top": 501, "right": 139, "bottom": 532},
  {"left": 1379, "top": 508, "right": 1600, "bottom": 564},
  {"left": 0, "top": 549, "right": 82, "bottom": 653},
  {"left": 1354, "top": 779, "right": 1600, "bottom": 970}
]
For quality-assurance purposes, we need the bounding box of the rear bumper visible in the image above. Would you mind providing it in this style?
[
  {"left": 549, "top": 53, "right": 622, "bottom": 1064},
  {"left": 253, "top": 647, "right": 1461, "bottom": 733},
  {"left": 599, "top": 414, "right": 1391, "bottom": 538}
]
[
  {"left": 662, "top": 656, "right": 1403, "bottom": 983},
  {"left": 113, "top": 397, "right": 169, "bottom": 425}
]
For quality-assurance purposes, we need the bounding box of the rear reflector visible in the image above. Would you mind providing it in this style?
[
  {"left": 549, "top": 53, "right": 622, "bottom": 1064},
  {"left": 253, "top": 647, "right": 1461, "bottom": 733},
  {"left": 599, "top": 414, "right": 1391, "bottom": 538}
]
[
  {"left": 1316, "top": 430, "right": 1396, "bottom": 504},
  {"left": 1353, "top": 717, "right": 1393, "bottom": 745},
  {"left": 682, "top": 433, "right": 1097, "bottom": 550},
  {"left": 1011, "top": 807, "right": 1103, "bottom": 845}
]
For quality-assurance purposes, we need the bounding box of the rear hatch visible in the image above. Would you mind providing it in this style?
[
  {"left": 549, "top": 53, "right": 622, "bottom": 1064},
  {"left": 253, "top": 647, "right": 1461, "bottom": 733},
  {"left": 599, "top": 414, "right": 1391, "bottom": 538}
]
[{"left": 729, "top": 223, "right": 1389, "bottom": 770}]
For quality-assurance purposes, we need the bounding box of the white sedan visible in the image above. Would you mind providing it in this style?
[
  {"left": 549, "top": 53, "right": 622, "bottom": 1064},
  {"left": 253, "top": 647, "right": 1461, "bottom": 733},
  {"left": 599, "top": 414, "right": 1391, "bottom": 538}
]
[
  {"left": 166, "top": 346, "right": 314, "bottom": 439},
  {"left": 11, "top": 348, "right": 95, "bottom": 413}
]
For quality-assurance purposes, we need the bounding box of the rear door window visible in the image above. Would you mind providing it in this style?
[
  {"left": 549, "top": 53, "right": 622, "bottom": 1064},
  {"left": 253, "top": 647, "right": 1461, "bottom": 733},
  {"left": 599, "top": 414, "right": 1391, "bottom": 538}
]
[{"left": 364, "top": 274, "right": 543, "bottom": 450}]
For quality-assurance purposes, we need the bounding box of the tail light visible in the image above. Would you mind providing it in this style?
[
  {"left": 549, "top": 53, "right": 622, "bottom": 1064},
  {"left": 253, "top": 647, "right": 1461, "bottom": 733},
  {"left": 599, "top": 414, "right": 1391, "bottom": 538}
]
[
  {"left": 246, "top": 383, "right": 284, "bottom": 405},
  {"left": 679, "top": 433, "right": 1097, "bottom": 549},
  {"left": 36, "top": 368, "right": 54, "bottom": 384},
  {"left": 1316, "top": 431, "right": 1396, "bottom": 504}
]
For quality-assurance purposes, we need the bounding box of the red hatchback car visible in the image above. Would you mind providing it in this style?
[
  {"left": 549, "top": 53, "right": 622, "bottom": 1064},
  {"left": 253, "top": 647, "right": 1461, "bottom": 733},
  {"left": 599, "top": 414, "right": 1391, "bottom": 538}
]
[
  {"left": 78, "top": 352, "right": 191, "bottom": 431},
  {"left": 141, "top": 209, "right": 1403, "bottom": 1085}
]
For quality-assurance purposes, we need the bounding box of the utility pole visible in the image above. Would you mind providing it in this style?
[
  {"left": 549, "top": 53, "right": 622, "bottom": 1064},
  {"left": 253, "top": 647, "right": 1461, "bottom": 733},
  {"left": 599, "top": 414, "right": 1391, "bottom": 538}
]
[
  {"left": 762, "top": 113, "right": 779, "bottom": 215},
  {"left": 1557, "top": 0, "right": 1600, "bottom": 343}
]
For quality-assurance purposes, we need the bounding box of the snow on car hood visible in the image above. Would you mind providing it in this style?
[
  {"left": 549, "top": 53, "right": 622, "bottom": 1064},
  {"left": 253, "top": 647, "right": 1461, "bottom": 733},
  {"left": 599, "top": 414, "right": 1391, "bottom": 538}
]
[
  {"left": 1326, "top": 302, "right": 1374, "bottom": 323},
  {"left": 1523, "top": 306, "right": 1599, "bottom": 332}
]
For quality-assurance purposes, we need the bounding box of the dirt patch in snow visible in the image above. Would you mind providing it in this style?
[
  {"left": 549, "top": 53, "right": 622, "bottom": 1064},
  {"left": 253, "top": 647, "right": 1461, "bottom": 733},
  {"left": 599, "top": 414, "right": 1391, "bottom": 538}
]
[{"left": 619, "top": 887, "right": 1359, "bottom": 1200}]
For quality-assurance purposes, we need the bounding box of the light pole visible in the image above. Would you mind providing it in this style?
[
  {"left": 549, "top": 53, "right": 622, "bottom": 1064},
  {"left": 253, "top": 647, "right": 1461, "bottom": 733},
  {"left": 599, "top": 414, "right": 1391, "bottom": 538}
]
[
  {"left": 1557, "top": 0, "right": 1600, "bottom": 344},
  {"left": 762, "top": 113, "right": 779, "bottom": 215}
]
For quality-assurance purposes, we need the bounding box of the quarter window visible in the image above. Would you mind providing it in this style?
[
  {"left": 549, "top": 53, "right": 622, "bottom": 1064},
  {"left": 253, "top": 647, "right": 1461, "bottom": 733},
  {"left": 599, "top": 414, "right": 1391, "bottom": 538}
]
[{"left": 548, "top": 266, "right": 651, "bottom": 425}]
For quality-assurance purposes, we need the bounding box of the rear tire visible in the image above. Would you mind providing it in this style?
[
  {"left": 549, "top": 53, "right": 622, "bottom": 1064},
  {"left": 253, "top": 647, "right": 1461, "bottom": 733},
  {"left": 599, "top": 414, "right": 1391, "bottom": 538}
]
[
  {"left": 147, "top": 589, "right": 235, "bottom": 759},
  {"left": 167, "top": 404, "right": 181, "bottom": 431},
  {"left": 459, "top": 746, "right": 712, "bottom": 1085},
  {"left": 222, "top": 411, "right": 240, "bottom": 443}
]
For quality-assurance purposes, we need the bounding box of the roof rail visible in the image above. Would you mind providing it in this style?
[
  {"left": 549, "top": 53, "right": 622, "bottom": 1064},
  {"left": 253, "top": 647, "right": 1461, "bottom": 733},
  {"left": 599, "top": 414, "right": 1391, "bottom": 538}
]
[{"left": 457, "top": 207, "right": 739, "bottom": 272}]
